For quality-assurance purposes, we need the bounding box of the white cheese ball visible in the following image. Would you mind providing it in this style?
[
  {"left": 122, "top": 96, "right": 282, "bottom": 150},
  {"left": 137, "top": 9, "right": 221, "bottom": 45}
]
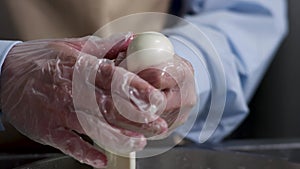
[{"left": 126, "top": 32, "right": 174, "bottom": 72}]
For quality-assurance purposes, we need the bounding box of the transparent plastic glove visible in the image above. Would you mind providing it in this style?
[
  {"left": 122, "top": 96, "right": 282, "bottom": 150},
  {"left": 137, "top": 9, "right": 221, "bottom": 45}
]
[
  {"left": 0, "top": 33, "right": 168, "bottom": 168},
  {"left": 136, "top": 54, "right": 197, "bottom": 138}
]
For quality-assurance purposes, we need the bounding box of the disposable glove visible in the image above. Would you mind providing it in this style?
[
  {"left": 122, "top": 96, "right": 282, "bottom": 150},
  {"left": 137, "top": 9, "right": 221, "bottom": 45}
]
[
  {"left": 130, "top": 54, "right": 197, "bottom": 139},
  {"left": 0, "top": 33, "right": 168, "bottom": 168}
]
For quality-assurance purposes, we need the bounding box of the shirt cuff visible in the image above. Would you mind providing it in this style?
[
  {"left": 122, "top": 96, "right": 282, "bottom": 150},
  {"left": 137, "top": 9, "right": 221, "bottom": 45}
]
[
  {"left": 0, "top": 41, "right": 22, "bottom": 75},
  {"left": 0, "top": 40, "right": 22, "bottom": 131}
]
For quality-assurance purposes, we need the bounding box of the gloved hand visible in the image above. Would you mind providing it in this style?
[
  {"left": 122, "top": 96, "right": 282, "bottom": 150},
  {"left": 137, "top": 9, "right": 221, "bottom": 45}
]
[
  {"left": 111, "top": 33, "right": 196, "bottom": 139},
  {"left": 135, "top": 54, "right": 197, "bottom": 138},
  {"left": 0, "top": 33, "right": 168, "bottom": 168}
]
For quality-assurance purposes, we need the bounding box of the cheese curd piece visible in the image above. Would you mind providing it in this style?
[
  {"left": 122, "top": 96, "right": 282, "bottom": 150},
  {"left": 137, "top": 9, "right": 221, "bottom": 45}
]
[{"left": 126, "top": 32, "right": 174, "bottom": 72}]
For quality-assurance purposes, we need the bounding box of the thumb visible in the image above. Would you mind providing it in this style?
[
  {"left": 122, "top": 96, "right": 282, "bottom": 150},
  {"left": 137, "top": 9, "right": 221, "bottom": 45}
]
[
  {"left": 70, "top": 33, "right": 133, "bottom": 59},
  {"left": 48, "top": 127, "right": 107, "bottom": 168},
  {"left": 102, "top": 32, "right": 133, "bottom": 59}
]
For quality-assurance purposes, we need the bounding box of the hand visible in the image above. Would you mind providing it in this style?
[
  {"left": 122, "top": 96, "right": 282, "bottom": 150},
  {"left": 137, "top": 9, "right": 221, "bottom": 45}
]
[
  {"left": 137, "top": 54, "right": 197, "bottom": 138},
  {"left": 0, "top": 33, "right": 168, "bottom": 168}
]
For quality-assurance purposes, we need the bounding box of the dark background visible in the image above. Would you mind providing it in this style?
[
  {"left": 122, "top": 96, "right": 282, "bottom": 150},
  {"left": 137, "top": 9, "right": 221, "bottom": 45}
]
[{"left": 229, "top": 0, "right": 300, "bottom": 139}]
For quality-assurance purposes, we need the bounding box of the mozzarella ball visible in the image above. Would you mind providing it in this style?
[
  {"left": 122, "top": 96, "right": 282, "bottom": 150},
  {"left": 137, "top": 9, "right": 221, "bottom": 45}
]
[{"left": 126, "top": 32, "right": 174, "bottom": 72}]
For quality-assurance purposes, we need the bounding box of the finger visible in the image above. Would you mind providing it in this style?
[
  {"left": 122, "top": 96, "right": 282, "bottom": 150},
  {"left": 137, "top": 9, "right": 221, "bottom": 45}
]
[
  {"left": 100, "top": 96, "right": 168, "bottom": 137},
  {"left": 75, "top": 59, "right": 169, "bottom": 136},
  {"left": 68, "top": 101, "right": 161, "bottom": 141},
  {"left": 137, "top": 68, "right": 177, "bottom": 90},
  {"left": 94, "top": 64, "right": 169, "bottom": 136},
  {"left": 94, "top": 61, "right": 115, "bottom": 90},
  {"left": 159, "top": 85, "right": 196, "bottom": 129},
  {"left": 103, "top": 33, "right": 133, "bottom": 59},
  {"left": 119, "top": 116, "right": 169, "bottom": 138},
  {"left": 95, "top": 63, "right": 167, "bottom": 119},
  {"left": 159, "top": 87, "right": 182, "bottom": 127},
  {"left": 49, "top": 127, "right": 107, "bottom": 168},
  {"left": 137, "top": 55, "right": 192, "bottom": 90},
  {"left": 75, "top": 113, "right": 147, "bottom": 153},
  {"left": 65, "top": 33, "right": 133, "bottom": 59}
]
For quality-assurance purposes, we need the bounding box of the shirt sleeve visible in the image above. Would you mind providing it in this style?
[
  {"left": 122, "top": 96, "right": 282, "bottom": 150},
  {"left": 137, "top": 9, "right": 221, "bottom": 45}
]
[
  {"left": 166, "top": 0, "right": 288, "bottom": 143},
  {"left": 0, "top": 40, "right": 21, "bottom": 131}
]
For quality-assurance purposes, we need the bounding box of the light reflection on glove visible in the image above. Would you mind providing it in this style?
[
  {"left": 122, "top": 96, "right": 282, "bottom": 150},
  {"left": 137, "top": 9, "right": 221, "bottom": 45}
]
[{"left": 0, "top": 33, "right": 168, "bottom": 168}]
